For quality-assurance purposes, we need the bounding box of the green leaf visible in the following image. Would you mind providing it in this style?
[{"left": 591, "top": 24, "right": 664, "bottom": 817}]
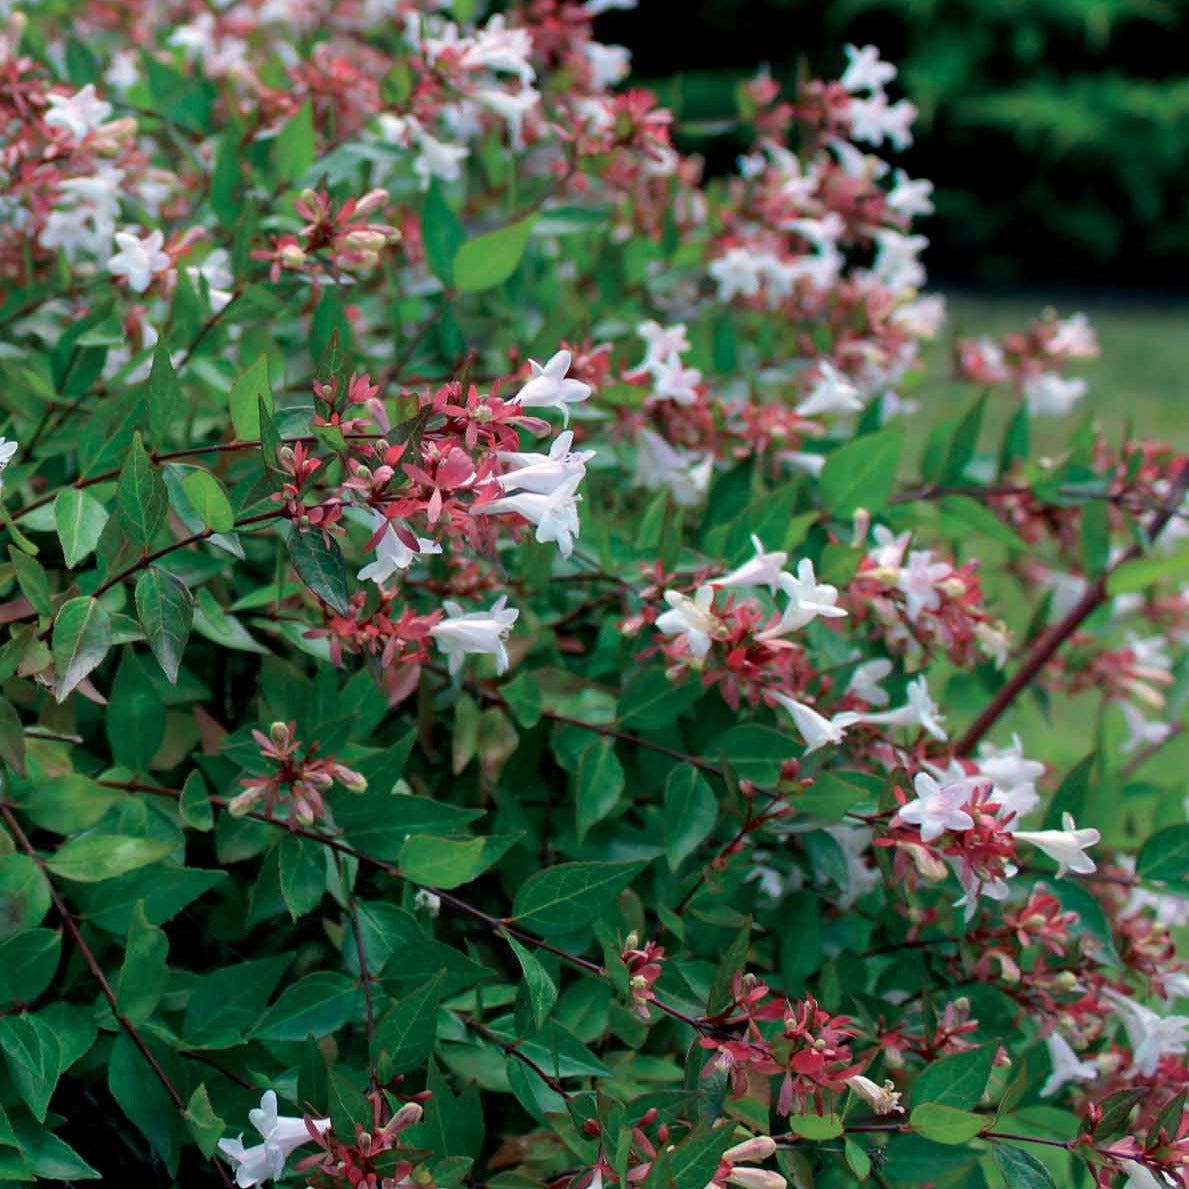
[
  {"left": 1107, "top": 542, "right": 1189, "bottom": 596},
  {"left": 106, "top": 651, "right": 165, "bottom": 771},
  {"left": 0, "top": 930, "right": 60, "bottom": 1006},
  {"left": 1091, "top": 1088, "right": 1146, "bottom": 1141},
  {"left": 253, "top": 971, "right": 361, "bottom": 1043},
  {"left": 115, "top": 901, "right": 169, "bottom": 1024},
  {"left": 422, "top": 181, "right": 466, "bottom": 286},
  {"left": 286, "top": 524, "right": 350, "bottom": 614},
  {"left": 0, "top": 1015, "right": 60, "bottom": 1121},
  {"left": 108, "top": 1030, "right": 185, "bottom": 1173},
  {"left": 1080, "top": 499, "right": 1111, "bottom": 577},
  {"left": 504, "top": 932, "right": 557, "bottom": 1032},
  {"left": 820, "top": 424, "right": 904, "bottom": 516},
  {"left": 399, "top": 835, "right": 499, "bottom": 890},
  {"left": 707, "top": 920, "right": 751, "bottom": 1014},
  {"left": 909, "top": 1103, "right": 986, "bottom": 1145},
  {"left": 184, "top": 955, "right": 292, "bottom": 1049},
  {"left": 186, "top": 1083, "right": 225, "bottom": 1159},
  {"left": 787, "top": 1113, "right": 844, "bottom": 1139},
  {"left": 51, "top": 596, "right": 112, "bottom": 702},
  {"left": 0, "top": 855, "right": 52, "bottom": 939},
  {"left": 46, "top": 835, "right": 176, "bottom": 882},
  {"left": 8, "top": 1118, "right": 100, "bottom": 1180},
  {"left": 181, "top": 470, "right": 234, "bottom": 533},
  {"left": 617, "top": 670, "right": 702, "bottom": 730},
  {"left": 993, "top": 1143, "right": 1056, "bottom": 1188},
  {"left": 145, "top": 338, "right": 181, "bottom": 444},
  {"left": 1137, "top": 824, "right": 1189, "bottom": 892},
  {"left": 116, "top": 431, "right": 168, "bottom": 550},
  {"left": 8, "top": 546, "right": 52, "bottom": 617},
  {"left": 274, "top": 100, "right": 315, "bottom": 182},
  {"left": 134, "top": 567, "right": 194, "bottom": 684},
  {"left": 452, "top": 215, "right": 537, "bottom": 293},
  {"left": 663, "top": 766, "right": 717, "bottom": 869},
  {"left": 935, "top": 495, "right": 1025, "bottom": 551},
  {"left": 229, "top": 354, "right": 272, "bottom": 441},
  {"left": 373, "top": 973, "right": 443, "bottom": 1080},
  {"left": 911, "top": 1045, "right": 994, "bottom": 1110},
  {"left": 179, "top": 770, "right": 214, "bottom": 832},
  {"left": 714, "top": 723, "right": 793, "bottom": 786},
  {"left": 0, "top": 697, "right": 26, "bottom": 778},
  {"left": 380, "top": 940, "right": 492, "bottom": 999},
  {"left": 512, "top": 860, "right": 646, "bottom": 935},
  {"left": 575, "top": 737, "right": 625, "bottom": 842},
  {"left": 278, "top": 834, "right": 326, "bottom": 920},
  {"left": 655, "top": 1128, "right": 739, "bottom": 1189}
]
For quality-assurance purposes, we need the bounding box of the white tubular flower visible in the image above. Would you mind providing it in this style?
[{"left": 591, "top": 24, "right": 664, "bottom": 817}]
[
  {"left": 1047, "top": 312, "right": 1098, "bottom": 359},
  {"left": 795, "top": 361, "right": 864, "bottom": 418},
  {"left": 634, "top": 320, "right": 690, "bottom": 375},
  {"left": 463, "top": 15, "right": 535, "bottom": 83},
  {"left": 108, "top": 228, "right": 171, "bottom": 293},
  {"left": 413, "top": 127, "right": 469, "bottom": 187},
  {"left": 655, "top": 585, "right": 720, "bottom": 661},
  {"left": 584, "top": 41, "right": 631, "bottom": 87},
  {"left": 635, "top": 429, "right": 713, "bottom": 507},
  {"left": 769, "top": 692, "right": 856, "bottom": 755},
  {"left": 495, "top": 430, "right": 594, "bottom": 494},
  {"left": 219, "top": 1090, "right": 330, "bottom": 1188},
  {"left": 896, "top": 772, "right": 976, "bottom": 843},
  {"left": 713, "top": 1135, "right": 786, "bottom": 1189},
  {"left": 357, "top": 514, "right": 442, "bottom": 586},
  {"left": 1118, "top": 1160, "right": 1166, "bottom": 1189},
  {"left": 1013, "top": 812, "right": 1100, "bottom": 878},
  {"left": 845, "top": 1074, "right": 904, "bottom": 1115},
  {"left": 839, "top": 43, "right": 897, "bottom": 94},
  {"left": 759, "top": 559, "right": 847, "bottom": 638},
  {"left": 1118, "top": 702, "right": 1172, "bottom": 755},
  {"left": 1022, "top": 372, "right": 1087, "bottom": 418},
  {"left": 481, "top": 473, "right": 584, "bottom": 557},
  {"left": 511, "top": 349, "right": 593, "bottom": 424},
  {"left": 846, "top": 657, "right": 893, "bottom": 707},
  {"left": 713, "top": 535, "right": 788, "bottom": 594},
  {"left": 474, "top": 85, "right": 541, "bottom": 144},
  {"left": 1039, "top": 1032, "right": 1097, "bottom": 1098},
  {"left": 886, "top": 170, "right": 934, "bottom": 219},
  {"left": 413, "top": 888, "right": 442, "bottom": 917},
  {"left": 0, "top": 437, "right": 17, "bottom": 494},
  {"left": 1102, "top": 989, "right": 1189, "bottom": 1076},
  {"left": 44, "top": 83, "right": 113, "bottom": 142},
  {"left": 898, "top": 549, "right": 950, "bottom": 621},
  {"left": 651, "top": 355, "right": 702, "bottom": 405},
  {"left": 859, "top": 676, "right": 947, "bottom": 741},
  {"left": 708, "top": 246, "right": 766, "bottom": 301},
  {"left": 431, "top": 597, "right": 519, "bottom": 675}
]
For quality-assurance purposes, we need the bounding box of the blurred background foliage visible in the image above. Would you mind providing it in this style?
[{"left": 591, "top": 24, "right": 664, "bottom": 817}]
[{"left": 603, "top": 0, "right": 1189, "bottom": 289}]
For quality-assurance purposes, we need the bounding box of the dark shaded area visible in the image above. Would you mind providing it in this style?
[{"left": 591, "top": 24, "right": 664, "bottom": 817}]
[{"left": 598, "top": 0, "right": 1189, "bottom": 291}]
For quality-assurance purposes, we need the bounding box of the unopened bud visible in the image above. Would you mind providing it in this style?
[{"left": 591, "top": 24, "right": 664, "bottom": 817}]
[
  {"left": 269, "top": 721, "right": 292, "bottom": 748},
  {"left": 353, "top": 188, "right": 389, "bottom": 218},
  {"left": 279, "top": 244, "right": 307, "bottom": 269},
  {"left": 228, "top": 789, "right": 260, "bottom": 817},
  {"left": 389, "top": 1102, "right": 423, "bottom": 1131},
  {"left": 723, "top": 1136, "right": 777, "bottom": 1164},
  {"left": 938, "top": 577, "right": 967, "bottom": 598},
  {"left": 623, "top": 931, "right": 639, "bottom": 951},
  {"left": 335, "top": 766, "right": 368, "bottom": 793}
]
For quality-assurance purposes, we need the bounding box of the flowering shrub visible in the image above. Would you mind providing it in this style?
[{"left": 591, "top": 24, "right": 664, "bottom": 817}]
[{"left": 0, "top": 5, "right": 1185, "bottom": 1189}]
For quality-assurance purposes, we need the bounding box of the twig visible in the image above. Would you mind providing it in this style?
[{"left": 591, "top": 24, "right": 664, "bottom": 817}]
[
  {"left": 0, "top": 802, "right": 236, "bottom": 1188},
  {"left": 956, "top": 460, "right": 1189, "bottom": 755}
]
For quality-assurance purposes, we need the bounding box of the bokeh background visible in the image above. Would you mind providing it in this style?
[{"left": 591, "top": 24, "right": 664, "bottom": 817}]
[{"left": 599, "top": 0, "right": 1189, "bottom": 441}]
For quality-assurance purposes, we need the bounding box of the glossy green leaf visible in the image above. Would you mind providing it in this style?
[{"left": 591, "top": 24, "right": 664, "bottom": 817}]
[
  {"left": 512, "top": 860, "right": 646, "bottom": 934},
  {"left": 452, "top": 215, "right": 537, "bottom": 293},
  {"left": 51, "top": 595, "right": 112, "bottom": 702},
  {"left": 181, "top": 470, "right": 234, "bottom": 533},
  {"left": 134, "top": 567, "right": 194, "bottom": 684},
  {"left": 116, "top": 431, "right": 168, "bottom": 550}
]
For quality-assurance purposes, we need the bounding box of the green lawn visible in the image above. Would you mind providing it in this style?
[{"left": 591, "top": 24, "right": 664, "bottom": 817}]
[{"left": 932, "top": 292, "right": 1189, "bottom": 446}]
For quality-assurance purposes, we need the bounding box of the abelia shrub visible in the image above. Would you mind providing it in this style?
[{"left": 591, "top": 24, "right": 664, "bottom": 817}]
[{"left": 0, "top": 3, "right": 1184, "bottom": 1189}]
